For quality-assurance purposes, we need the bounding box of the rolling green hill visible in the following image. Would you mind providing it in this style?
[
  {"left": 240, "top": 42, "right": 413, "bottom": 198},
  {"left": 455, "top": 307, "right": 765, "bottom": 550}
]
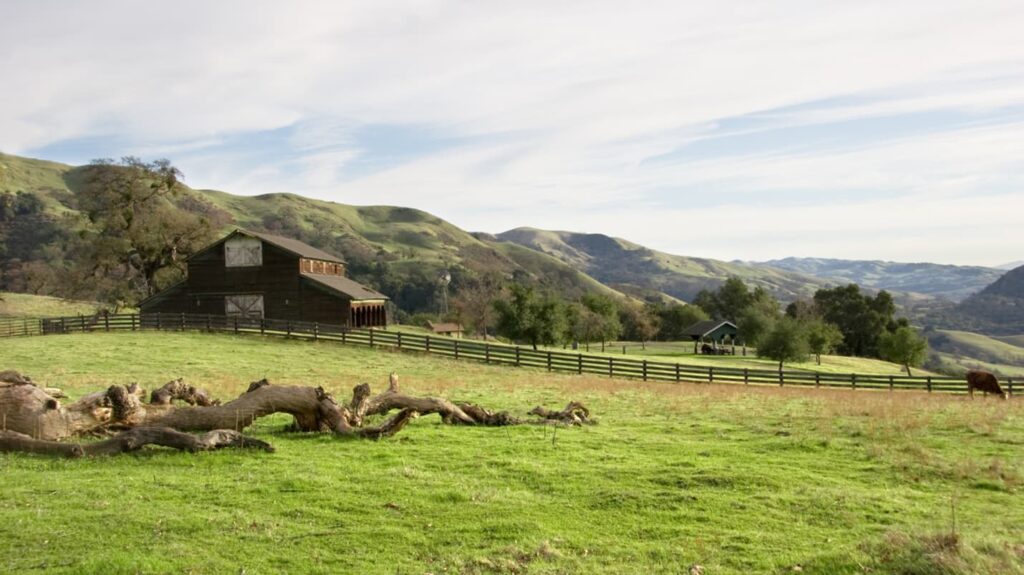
[
  {"left": 928, "top": 265, "right": 1024, "bottom": 336},
  {"left": 0, "top": 153, "right": 623, "bottom": 311},
  {"left": 496, "top": 227, "right": 832, "bottom": 302},
  {"left": 926, "top": 328, "right": 1024, "bottom": 377}
]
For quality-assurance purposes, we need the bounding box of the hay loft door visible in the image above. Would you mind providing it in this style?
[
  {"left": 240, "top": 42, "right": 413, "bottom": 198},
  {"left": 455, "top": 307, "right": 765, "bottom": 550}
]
[
  {"left": 224, "top": 237, "right": 263, "bottom": 267},
  {"left": 225, "top": 295, "right": 265, "bottom": 319}
]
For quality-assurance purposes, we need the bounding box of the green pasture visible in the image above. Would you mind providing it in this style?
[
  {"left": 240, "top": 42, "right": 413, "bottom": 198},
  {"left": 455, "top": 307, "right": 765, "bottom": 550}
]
[{"left": 1, "top": 331, "right": 1022, "bottom": 574}]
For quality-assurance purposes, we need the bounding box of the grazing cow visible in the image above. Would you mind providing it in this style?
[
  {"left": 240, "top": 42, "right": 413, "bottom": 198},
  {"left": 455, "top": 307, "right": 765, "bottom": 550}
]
[
  {"left": 966, "top": 370, "right": 1007, "bottom": 399},
  {"left": 701, "top": 344, "right": 715, "bottom": 355}
]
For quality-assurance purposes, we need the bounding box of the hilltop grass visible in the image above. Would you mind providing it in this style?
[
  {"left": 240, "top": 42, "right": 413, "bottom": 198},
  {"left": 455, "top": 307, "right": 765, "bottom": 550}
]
[
  {"left": 0, "top": 292, "right": 109, "bottom": 318},
  {"left": 929, "top": 330, "right": 1024, "bottom": 378},
  {"left": 2, "top": 331, "right": 1023, "bottom": 574}
]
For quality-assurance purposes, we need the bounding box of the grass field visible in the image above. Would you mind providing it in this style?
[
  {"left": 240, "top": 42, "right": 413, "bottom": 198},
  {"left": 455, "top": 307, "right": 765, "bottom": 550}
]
[
  {"left": 1, "top": 331, "right": 1022, "bottom": 574},
  {"left": 0, "top": 292, "right": 108, "bottom": 318}
]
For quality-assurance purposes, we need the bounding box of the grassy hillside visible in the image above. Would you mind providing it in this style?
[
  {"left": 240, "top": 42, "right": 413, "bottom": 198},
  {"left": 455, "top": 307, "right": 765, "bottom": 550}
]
[
  {"left": 764, "top": 257, "right": 1002, "bottom": 302},
  {"left": 929, "top": 265, "right": 1024, "bottom": 336},
  {"left": 2, "top": 331, "right": 1022, "bottom": 574},
  {"left": 0, "top": 153, "right": 623, "bottom": 311},
  {"left": 927, "top": 329, "right": 1024, "bottom": 378},
  {"left": 496, "top": 227, "right": 831, "bottom": 303},
  {"left": 0, "top": 292, "right": 108, "bottom": 318}
]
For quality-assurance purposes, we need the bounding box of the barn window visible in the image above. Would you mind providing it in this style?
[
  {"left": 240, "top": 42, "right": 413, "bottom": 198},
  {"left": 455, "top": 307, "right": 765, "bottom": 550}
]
[
  {"left": 225, "top": 295, "right": 264, "bottom": 319},
  {"left": 224, "top": 237, "right": 262, "bottom": 267}
]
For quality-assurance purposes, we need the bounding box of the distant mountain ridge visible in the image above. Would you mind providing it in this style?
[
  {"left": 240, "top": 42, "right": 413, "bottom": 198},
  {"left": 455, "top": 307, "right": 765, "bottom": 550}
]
[
  {"left": 761, "top": 257, "right": 1002, "bottom": 302},
  {"left": 496, "top": 227, "right": 831, "bottom": 302},
  {"left": 928, "top": 265, "right": 1024, "bottom": 335}
]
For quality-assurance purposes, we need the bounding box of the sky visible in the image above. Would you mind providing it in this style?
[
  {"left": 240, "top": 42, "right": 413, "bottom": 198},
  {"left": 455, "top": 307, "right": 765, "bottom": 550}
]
[{"left": 2, "top": 1, "right": 1023, "bottom": 267}]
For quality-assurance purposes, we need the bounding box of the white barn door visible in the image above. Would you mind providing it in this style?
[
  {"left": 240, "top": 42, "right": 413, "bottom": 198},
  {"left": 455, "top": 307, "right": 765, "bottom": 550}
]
[
  {"left": 225, "top": 237, "right": 262, "bottom": 267},
  {"left": 225, "top": 295, "right": 264, "bottom": 319}
]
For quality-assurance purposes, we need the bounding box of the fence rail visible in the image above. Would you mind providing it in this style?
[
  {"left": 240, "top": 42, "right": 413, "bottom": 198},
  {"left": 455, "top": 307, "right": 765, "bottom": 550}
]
[{"left": 0, "top": 312, "right": 1011, "bottom": 396}]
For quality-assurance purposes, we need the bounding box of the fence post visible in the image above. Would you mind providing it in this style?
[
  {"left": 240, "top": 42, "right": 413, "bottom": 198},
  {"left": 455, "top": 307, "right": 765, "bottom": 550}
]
[
  {"left": 577, "top": 354, "right": 582, "bottom": 374},
  {"left": 396, "top": 332, "right": 401, "bottom": 348},
  {"left": 779, "top": 369, "right": 784, "bottom": 387},
  {"left": 708, "top": 366, "right": 714, "bottom": 383},
  {"left": 815, "top": 372, "right": 820, "bottom": 388},
  {"left": 80, "top": 314, "right": 85, "bottom": 333},
  {"left": 1007, "top": 378, "right": 1013, "bottom": 397},
  {"left": 314, "top": 323, "right": 319, "bottom": 341},
  {"left": 547, "top": 351, "right": 552, "bottom": 371},
  {"left": 286, "top": 321, "right": 292, "bottom": 336},
  {"left": 515, "top": 347, "right": 520, "bottom": 367},
  {"left": 260, "top": 318, "right": 265, "bottom": 336},
  {"left": 745, "top": 368, "right": 750, "bottom": 385},
  {"left": 341, "top": 329, "right": 346, "bottom": 344},
  {"left": 889, "top": 375, "right": 894, "bottom": 391},
  {"left": 852, "top": 374, "right": 857, "bottom": 390},
  {"left": 485, "top": 343, "right": 490, "bottom": 363},
  {"left": 104, "top": 312, "right": 110, "bottom": 332},
  {"left": 425, "top": 336, "right": 430, "bottom": 353},
  {"left": 642, "top": 360, "right": 648, "bottom": 381},
  {"left": 454, "top": 340, "right": 459, "bottom": 359},
  {"left": 132, "top": 314, "right": 137, "bottom": 332},
  {"left": 675, "top": 363, "right": 681, "bottom": 383},
  {"left": 926, "top": 376, "right": 932, "bottom": 393},
  {"left": 234, "top": 317, "right": 239, "bottom": 334},
  {"left": 608, "top": 357, "right": 613, "bottom": 377}
]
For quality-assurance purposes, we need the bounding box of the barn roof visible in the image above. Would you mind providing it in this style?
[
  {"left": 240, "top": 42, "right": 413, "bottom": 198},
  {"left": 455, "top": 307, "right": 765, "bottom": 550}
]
[
  {"left": 427, "top": 321, "right": 464, "bottom": 333},
  {"left": 683, "top": 320, "right": 738, "bottom": 338},
  {"left": 301, "top": 273, "right": 388, "bottom": 301},
  {"left": 188, "top": 229, "right": 346, "bottom": 264},
  {"left": 137, "top": 279, "right": 186, "bottom": 310},
  {"left": 239, "top": 230, "right": 345, "bottom": 263}
]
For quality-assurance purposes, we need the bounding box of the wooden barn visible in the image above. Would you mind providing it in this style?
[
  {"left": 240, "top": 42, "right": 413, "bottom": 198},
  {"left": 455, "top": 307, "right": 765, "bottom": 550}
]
[{"left": 139, "top": 229, "right": 388, "bottom": 328}]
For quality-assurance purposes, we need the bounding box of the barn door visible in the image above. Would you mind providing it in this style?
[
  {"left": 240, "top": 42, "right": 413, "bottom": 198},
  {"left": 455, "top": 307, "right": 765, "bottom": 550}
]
[
  {"left": 225, "top": 295, "right": 264, "bottom": 319},
  {"left": 224, "top": 237, "right": 262, "bottom": 267}
]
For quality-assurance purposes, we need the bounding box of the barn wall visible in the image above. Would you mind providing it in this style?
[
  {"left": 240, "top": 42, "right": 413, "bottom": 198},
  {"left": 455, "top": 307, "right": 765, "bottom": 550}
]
[
  {"left": 186, "top": 241, "right": 302, "bottom": 319},
  {"left": 298, "top": 283, "right": 351, "bottom": 326}
]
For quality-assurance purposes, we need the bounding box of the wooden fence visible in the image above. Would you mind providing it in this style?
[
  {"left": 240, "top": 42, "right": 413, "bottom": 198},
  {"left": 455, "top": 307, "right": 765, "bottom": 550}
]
[{"left": 0, "top": 312, "right": 1012, "bottom": 396}]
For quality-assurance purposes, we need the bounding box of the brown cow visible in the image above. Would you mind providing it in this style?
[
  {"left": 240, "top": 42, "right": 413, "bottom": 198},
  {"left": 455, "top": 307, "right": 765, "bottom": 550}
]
[{"left": 966, "top": 370, "right": 1008, "bottom": 399}]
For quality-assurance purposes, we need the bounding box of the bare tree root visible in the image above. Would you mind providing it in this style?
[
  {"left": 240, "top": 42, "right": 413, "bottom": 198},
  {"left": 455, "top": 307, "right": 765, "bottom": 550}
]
[
  {"left": 149, "top": 378, "right": 220, "bottom": 406},
  {"left": 528, "top": 401, "right": 595, "bottom": 426},
  {"left": 0, "top": 427, "right": 273, "bottom": 458}
]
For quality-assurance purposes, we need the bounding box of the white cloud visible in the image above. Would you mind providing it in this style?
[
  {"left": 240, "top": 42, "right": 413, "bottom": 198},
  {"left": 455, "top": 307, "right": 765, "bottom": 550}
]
[{"left": 2, "top": 0, "right": 1023, "bottom": 265}]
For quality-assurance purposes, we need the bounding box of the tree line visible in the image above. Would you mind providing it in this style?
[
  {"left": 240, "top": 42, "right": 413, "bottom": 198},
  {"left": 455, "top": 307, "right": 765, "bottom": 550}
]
[{"left": 474, "top": 277, "right": 927, "bottom": 374}]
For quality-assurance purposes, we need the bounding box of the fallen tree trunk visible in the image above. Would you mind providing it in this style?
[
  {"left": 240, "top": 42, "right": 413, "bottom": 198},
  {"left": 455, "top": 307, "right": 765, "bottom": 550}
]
[
  {"left": 0, "top": 427, "right": 273, "bottom": 458},
  {"left": 0, "top": 370, "right": 592, "bottom": 455}
]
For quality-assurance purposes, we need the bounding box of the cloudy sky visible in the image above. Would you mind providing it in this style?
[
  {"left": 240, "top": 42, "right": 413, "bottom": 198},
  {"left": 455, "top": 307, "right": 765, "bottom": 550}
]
[{"left": 2, "top": 1, "right": 1023, "bottom": 266}]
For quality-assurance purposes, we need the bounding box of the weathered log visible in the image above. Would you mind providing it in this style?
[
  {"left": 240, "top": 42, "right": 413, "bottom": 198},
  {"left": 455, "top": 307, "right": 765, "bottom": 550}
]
[
  {"left": 361, "top": 372, "right": 507, "bottom": 425},
  {"left": 1, "top": 370, "right": 593, "bottom": 450},
  {"left": 528, "top": 401, "right": 594, "bottom": 426},
  {"left": 0, "top": 427, "right": 273, "bottom": 458},
  {"left": 149, "top": 378, "right": 220, "bottom": 406},
  {"left": 1, "top": 378, "right": 123, "bottom": 441}
]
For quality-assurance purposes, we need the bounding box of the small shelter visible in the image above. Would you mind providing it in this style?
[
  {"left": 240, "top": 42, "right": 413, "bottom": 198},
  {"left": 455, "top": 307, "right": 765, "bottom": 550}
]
[
  {"left": 684, "top": 320, "right": 739, "bottom": 354},
  {"left": 427, "top": 321, "right": 464, "bottom": 339}
]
